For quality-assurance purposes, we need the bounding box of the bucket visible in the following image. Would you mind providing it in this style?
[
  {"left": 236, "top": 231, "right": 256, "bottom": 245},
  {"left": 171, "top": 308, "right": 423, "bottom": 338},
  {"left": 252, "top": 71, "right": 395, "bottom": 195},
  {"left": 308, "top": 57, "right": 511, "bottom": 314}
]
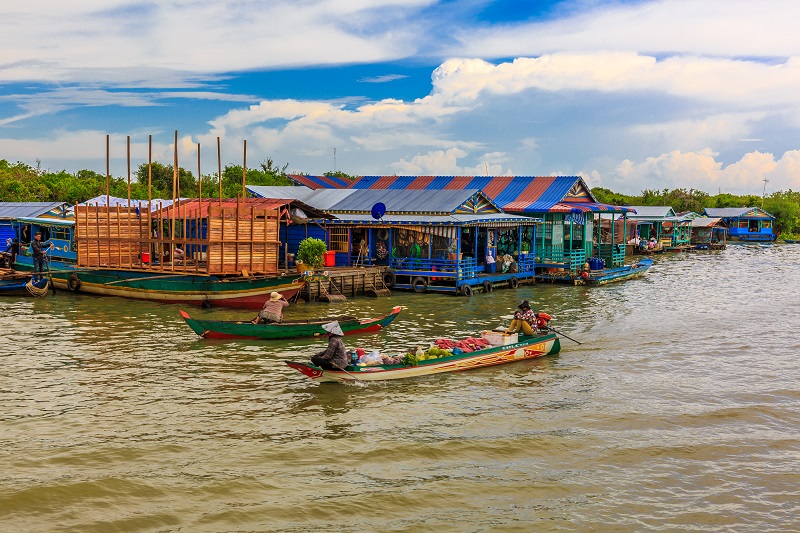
[
  {"left": 487, "top": 263, "right": 497, "bottom": 273},
  {"left": 324, "top": 250, "right": 336, "bottom": 267},
  {"left": 141, "top": 251, "right": 150, "bottom": 263}
]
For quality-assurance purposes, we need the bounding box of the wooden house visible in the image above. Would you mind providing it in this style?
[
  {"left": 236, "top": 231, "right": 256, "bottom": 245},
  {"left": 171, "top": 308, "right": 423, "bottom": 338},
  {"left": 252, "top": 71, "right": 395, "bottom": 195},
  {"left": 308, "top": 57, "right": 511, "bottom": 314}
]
[
  {"left": 288, "top": 174, "right": 635, "bottom": 274},
  {"left": 251, "top": 185, "right": 540, "bottom": 294},
  {"left": 690, "top": 217, "right": 728, "bottom": 249},
  {"left": 1, "top": 202, "right": 74, "bottom": 269},
  {"left": 703, "top": 207, "right": 776, "bottom": 242},
  {"left": 625, "top": 206, "right": 693, "bottom": 252}
]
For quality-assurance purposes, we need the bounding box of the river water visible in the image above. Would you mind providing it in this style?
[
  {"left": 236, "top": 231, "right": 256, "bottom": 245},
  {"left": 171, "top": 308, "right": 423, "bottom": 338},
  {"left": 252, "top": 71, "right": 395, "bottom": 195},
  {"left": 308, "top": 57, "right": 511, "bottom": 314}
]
[{"left": 1, "top": 244, "right": 798, "bottom": 532}]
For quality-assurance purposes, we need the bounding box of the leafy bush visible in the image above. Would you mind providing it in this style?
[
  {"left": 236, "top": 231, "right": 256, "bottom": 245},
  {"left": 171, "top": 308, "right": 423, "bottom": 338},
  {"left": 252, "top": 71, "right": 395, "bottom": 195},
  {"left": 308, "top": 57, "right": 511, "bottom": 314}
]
[{"left": 296, "top": 237, "right": 327, "bottom": 268}]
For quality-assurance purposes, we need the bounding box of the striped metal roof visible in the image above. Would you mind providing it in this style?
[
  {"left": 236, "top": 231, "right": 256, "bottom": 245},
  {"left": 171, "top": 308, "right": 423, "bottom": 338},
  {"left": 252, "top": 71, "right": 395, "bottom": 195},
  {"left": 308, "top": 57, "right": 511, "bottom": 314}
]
[
  {"left": 287, "top": 174, "right": 354, "bottom": 189},
  {"left": 287, "top": 175, "right": 632, "bottom": 214}
]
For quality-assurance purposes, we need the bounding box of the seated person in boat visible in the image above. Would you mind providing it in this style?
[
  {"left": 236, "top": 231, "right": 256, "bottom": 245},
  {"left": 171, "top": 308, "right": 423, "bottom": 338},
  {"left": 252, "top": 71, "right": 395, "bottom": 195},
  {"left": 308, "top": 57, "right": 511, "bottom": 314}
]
[
  {"left": 311, "top": 321, "right": 348, "bottom": 370},
  {"left": 251, "top": 292, "right": 288, "bottom": 324},
  {"left": 173, "top": 243, "right": 185, "bottom": 263},
  {"left": 505, "top": 300, "right": 538, "bottom": 336}
]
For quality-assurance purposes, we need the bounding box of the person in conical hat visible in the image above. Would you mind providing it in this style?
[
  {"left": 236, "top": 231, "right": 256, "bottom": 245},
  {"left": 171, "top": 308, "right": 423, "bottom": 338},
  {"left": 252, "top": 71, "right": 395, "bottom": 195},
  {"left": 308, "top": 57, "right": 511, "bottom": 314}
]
[{"left": 312, "top": 321, "right": 348, "bottom": 370}]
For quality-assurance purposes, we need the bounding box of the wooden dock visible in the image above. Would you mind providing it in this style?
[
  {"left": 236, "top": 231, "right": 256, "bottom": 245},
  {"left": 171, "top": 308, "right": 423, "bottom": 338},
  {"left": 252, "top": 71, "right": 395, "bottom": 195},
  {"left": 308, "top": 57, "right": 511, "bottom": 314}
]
[{"left": 298, "top": 267, "right": 392, "bottom": 302}]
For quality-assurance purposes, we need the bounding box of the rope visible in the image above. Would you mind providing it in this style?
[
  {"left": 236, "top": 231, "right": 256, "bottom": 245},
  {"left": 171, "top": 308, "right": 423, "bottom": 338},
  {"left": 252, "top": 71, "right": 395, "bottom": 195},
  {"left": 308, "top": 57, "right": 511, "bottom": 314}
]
[{"left": 26, "top": 279, "right": 49, "bottom": 297}]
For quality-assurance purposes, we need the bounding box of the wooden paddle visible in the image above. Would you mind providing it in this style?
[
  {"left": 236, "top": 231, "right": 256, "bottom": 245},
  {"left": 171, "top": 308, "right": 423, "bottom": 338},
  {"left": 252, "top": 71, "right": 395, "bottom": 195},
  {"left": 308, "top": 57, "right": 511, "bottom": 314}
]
[
  {"left": 46, "top": 256, "right": 56, "bottom": 296},
  {"left": 332, "top": 362, "right": 365, "bottom": 384}
]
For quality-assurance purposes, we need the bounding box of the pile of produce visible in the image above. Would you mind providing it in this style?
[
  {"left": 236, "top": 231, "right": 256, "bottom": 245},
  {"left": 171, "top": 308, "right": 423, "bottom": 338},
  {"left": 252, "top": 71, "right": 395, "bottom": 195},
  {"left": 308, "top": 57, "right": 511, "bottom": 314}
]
[
  {"left": 351, "top": 336, "right": 493, "bottom": 368},
  {"left": 434, "top": 337, "right": 490, "bottom": 353}
]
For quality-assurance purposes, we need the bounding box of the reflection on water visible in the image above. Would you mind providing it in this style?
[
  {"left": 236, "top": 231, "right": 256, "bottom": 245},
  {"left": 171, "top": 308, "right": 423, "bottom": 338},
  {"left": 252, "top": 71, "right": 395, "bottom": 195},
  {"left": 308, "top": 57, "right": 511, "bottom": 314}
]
[{"left": 1, "top": 244, "right": 799, "bottom": 531}]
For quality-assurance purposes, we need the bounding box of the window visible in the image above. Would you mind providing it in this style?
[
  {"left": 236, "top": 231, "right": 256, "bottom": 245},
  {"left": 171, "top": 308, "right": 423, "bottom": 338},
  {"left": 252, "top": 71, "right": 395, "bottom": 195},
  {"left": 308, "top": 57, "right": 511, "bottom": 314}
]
[{"left": 329, "top": 227, "right": 349, "bottom": 252}]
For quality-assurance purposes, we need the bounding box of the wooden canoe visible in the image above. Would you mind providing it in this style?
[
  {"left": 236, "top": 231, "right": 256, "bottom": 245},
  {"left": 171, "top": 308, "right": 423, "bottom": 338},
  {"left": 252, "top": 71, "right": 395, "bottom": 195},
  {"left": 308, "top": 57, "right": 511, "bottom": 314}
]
[
  {"left": 180, "top": 305, "right": 402, "bottom": 340},
  {"left": 583, "top": 257, "right": 653, "bottom": 285},
  {"left": 285, "top": 331, "right": 561, "bottom": 383},
  {"left": 0, "top": 274, "right": 50, "bottom": 297}
]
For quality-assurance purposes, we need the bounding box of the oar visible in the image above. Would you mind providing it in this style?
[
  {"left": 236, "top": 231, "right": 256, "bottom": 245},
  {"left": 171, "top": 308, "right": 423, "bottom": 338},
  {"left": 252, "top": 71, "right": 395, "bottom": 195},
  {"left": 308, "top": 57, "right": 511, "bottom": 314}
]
[
  {"left": 46, "top": 257, "right": 56, "bottom": 296},
  {"left": 544, "top": 326, "right": 582, "bottom": 345},
  {"left": 332, "top": 362, "right": 365, "bottom": 384}
]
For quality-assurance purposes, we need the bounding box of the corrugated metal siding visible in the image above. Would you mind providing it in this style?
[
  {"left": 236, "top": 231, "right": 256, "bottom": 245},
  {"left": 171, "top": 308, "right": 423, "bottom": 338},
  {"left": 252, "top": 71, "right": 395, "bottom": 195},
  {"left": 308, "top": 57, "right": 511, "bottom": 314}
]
[{"left": 0, "top": 223, "right": 15, "bottom": 245}]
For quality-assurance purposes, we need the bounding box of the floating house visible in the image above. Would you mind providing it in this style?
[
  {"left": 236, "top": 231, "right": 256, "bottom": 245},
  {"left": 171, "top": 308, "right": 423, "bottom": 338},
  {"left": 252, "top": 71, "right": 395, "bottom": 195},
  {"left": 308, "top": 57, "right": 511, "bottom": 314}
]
[
  {"left": 690, "top": 217, "right": 728, "bottom": 250},
  {"left": 625, "top": 206, "right": 693, "bottom": 252},
  {"left": 0, "top": 202, "right": 74, "bottom": 269},
  {"left": 702, "top": 207, "right": 776, "bottom": 241},
  {"left": 287, "top": 175, "right": 635, "bottom": 278},
  {"left": 249, "top": 185, "right": 540, "bottom": 295}
]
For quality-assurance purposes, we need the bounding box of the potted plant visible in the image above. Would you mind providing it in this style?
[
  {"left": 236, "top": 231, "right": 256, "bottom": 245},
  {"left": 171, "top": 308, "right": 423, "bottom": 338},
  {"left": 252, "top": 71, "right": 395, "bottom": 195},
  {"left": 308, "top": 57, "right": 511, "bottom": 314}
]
[{"left": 296, "top": 237, "right": 327, "bottom": 270}]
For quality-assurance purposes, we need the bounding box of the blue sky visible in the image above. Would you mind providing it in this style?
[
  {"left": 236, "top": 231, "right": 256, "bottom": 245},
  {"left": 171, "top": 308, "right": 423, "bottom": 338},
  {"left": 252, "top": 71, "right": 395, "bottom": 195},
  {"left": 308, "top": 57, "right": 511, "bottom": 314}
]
[{"left": 2, "top": 0, "right": 799, "bottom": 195}]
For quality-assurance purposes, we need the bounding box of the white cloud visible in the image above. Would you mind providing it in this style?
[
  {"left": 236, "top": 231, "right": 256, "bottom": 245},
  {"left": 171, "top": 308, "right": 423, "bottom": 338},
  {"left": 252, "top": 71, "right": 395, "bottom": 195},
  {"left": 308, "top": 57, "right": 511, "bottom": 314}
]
[
  {"left": 452, "top": 0, "right": 800, "bottom": 59},
  {"left": 0, "top": 0, "right": 434, "bottom": 84},
  {"left": 604, "top": 149, "right": 800, "bottom": 194}
]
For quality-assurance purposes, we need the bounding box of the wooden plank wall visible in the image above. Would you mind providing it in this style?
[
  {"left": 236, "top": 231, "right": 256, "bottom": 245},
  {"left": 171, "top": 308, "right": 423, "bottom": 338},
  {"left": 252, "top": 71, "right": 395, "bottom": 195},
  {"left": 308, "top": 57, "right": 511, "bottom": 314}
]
[
  {"left": 74, "top": 202, "right": 282, "bottom": 276},
  {"left": 205, "top": 205, "right": 281, "bottom": 275},
  {"left": 75, "top": 205, "right": 150, "bottom": 268}
]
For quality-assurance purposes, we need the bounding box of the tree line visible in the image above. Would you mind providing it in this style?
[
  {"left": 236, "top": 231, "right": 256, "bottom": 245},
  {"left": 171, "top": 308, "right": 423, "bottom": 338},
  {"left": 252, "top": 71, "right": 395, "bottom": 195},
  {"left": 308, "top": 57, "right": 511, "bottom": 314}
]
[{"left": 2, "top": 159, "right": 798, "bottom": 237}]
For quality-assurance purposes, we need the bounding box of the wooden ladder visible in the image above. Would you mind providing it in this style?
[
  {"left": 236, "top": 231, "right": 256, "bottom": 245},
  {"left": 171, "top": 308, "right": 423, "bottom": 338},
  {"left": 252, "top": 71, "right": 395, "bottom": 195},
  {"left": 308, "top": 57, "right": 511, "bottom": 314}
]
[
  {"left": 365, "top": 272, "right": 391, "bottom": 298},
  {"left": 320, "top": 278, "right": 347, "bottom": 302}
]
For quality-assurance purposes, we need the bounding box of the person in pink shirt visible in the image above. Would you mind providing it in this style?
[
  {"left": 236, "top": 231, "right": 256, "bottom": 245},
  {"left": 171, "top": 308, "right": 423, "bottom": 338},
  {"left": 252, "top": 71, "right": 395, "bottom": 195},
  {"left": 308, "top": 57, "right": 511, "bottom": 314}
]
[{"left": 251, "top": 292, "right": 289, "bottom": 324}]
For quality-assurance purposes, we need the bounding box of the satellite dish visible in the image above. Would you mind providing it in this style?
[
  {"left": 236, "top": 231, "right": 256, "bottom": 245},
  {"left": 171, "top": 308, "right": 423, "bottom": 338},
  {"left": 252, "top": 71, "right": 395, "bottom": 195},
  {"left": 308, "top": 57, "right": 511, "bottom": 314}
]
[{"left": 371, "top": 202, "right": 386, "bottom": 220}]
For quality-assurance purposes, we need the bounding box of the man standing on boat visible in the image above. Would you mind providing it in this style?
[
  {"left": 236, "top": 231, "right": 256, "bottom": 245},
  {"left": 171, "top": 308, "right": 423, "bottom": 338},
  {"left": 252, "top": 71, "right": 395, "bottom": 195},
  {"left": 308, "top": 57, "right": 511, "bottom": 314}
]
[
  {"left": 251, "top": 292, "right": 289, "bottom": 324},
  {"left": 30, "top": 232, "right": 52, "bottom": 280},
  {"left": 311, "top": 321, "right": 348, "bottom": 370}
]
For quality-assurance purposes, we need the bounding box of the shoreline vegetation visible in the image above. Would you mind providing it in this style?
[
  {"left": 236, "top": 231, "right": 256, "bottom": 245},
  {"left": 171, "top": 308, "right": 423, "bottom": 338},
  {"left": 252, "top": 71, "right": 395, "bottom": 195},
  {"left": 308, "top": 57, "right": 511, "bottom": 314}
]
[{"left": 2, "top": 158, "right": 798, "bottom": 240}]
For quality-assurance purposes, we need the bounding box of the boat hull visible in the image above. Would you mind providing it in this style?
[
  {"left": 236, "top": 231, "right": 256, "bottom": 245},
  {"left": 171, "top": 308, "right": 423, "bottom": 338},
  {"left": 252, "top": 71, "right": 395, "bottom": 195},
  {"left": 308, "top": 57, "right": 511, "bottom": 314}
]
[
  {"left": 0, "top": 275, "right": 50, "bottom": 296},
  {"left": 42, "top": 268, "right": 304, "bottom": 308},
  {"left": 583, "top": 258, "right": 653, "bottom": 285},
  {"left": 286, "top": 333, "right": 561, "bottom": 382},
  {"left": 181, "top": 306, "right": 402, "bottom": 340}
]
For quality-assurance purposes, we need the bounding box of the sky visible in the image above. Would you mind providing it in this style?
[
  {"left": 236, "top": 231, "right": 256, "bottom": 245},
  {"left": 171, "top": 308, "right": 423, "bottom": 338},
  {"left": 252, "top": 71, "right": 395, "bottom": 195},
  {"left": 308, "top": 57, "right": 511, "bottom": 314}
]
[{"left": 2, "top": 0, "right": 800, "bottom": 196}]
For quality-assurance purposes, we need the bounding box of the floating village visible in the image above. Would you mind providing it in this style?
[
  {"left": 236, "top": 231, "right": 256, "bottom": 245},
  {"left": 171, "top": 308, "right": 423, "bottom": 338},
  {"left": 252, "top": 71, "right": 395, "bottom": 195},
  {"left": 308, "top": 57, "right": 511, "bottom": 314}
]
[{"left": 0, "top": 148, "right": 783, "bottom": 382}]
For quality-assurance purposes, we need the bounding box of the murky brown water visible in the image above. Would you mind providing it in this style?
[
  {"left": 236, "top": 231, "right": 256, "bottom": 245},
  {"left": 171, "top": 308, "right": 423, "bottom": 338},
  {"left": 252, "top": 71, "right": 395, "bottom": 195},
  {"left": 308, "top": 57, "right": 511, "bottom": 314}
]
[{"left": 1, "top": 244, "right": 799, "bottom": 532}]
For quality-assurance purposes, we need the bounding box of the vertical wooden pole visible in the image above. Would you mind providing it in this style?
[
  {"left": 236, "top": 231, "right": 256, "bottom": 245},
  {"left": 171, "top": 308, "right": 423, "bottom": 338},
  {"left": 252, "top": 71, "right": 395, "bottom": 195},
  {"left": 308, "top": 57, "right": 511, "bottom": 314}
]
[
  {"left": 148, "top": 135, "right": 153, "bottom": 202},
  {"left": 126, "top": 136, "right": 132, "bottom": 267},
  {"left": 242, "top": 139, "right": 247, "bottom": 199},
  {"left": 105, "top": 135, "right": 110, "bottom": 205},
  {"left": 217, "top": 137, "right": 222, "bottom": 205},
  {"left": 196, "top": 142, "right": 202, "bottom": 273}
]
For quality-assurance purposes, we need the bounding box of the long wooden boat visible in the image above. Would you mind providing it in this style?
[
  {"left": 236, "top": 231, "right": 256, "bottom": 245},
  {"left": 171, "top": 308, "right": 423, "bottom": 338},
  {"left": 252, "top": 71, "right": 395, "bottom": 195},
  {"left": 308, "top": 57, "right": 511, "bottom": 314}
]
[
  {"left": 285, "top": 331, "right": 561, "bottom": 383},
  {"left": 582, "top": 258, "right": 653, "bottom": 286},
  {"left": 0, "top": 274, "right": 50, "bottom": 297},
  {"left": 37, "top": 266, "right": 305, "bottom": 309},
  {"left": 180, "top": 305, "right": 402, "bottom": 340}
]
